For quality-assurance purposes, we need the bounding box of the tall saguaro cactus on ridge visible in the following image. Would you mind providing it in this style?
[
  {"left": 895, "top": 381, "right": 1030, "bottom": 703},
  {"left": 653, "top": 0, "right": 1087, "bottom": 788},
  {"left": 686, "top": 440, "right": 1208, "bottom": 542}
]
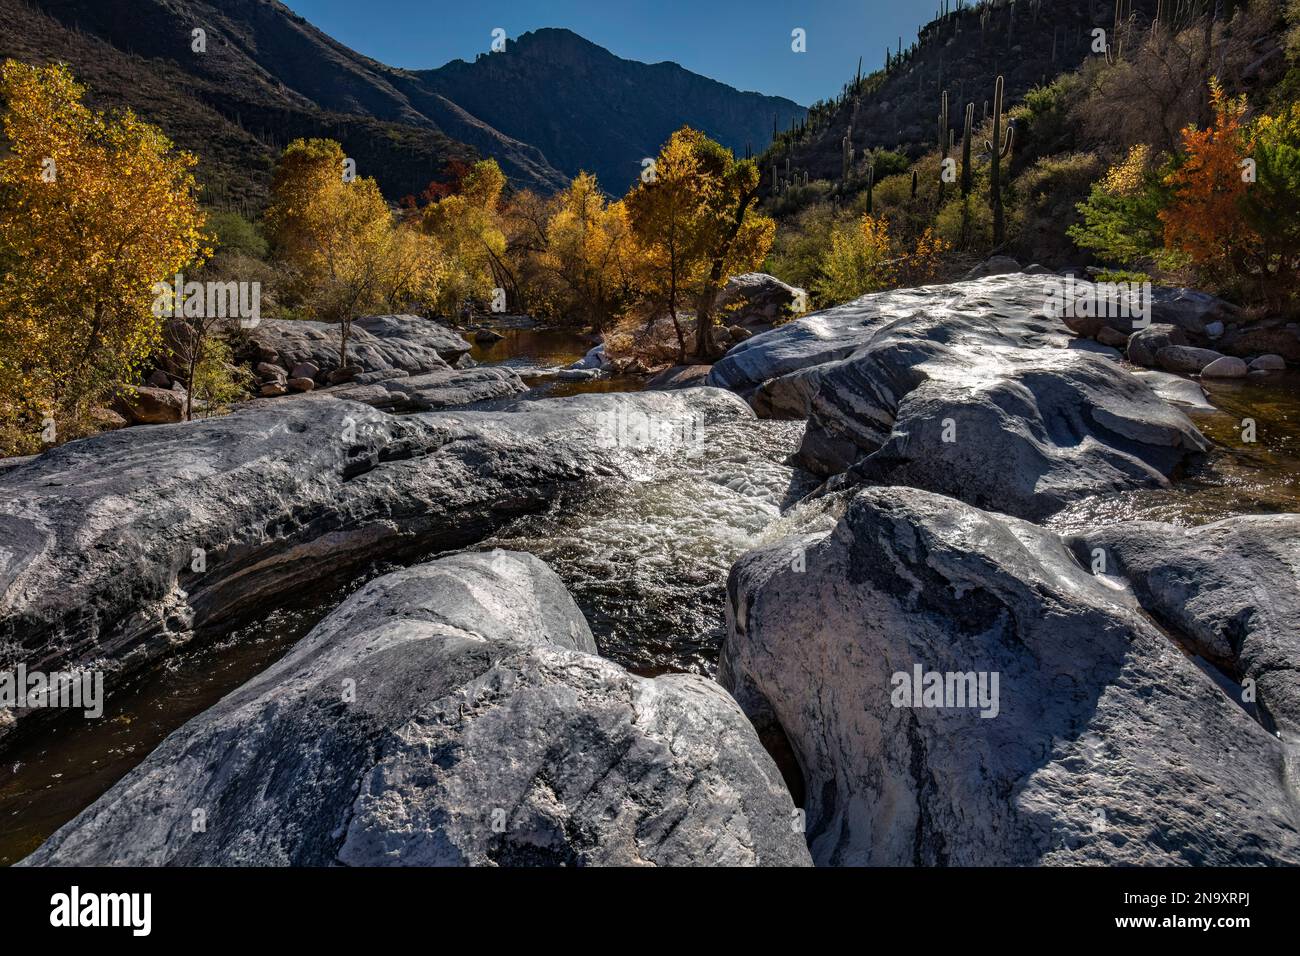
[{"left": 987, "top": 74, "right": 1014, "bottom": 246}]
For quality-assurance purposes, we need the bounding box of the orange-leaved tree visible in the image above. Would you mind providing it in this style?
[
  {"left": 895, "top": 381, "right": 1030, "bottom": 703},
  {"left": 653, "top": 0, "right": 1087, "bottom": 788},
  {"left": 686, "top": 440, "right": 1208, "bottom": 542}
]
[
  {"left": 624, "top": 128, "right": 775, "bottom": 363},
  {"left": 0, "top": 60, "right": 207, "bottom": 451},
  {"left": 1160, "top": 79, "right": 1256, "bottom": 290}
]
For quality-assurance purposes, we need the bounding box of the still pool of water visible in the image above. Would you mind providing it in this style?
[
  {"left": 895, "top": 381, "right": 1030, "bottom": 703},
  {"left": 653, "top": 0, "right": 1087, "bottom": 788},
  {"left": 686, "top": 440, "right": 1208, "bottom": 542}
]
[
  {"left": 1047, "top": 371, "right": 1300, "bottom": 533},
  {"left": 468, "top": 325, "right": 647, "bottom": 398}
]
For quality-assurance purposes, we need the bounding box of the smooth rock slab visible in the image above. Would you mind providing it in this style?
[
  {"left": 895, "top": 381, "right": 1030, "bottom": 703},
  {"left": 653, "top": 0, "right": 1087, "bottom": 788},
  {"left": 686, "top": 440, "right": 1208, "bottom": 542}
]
[
  {"left": 246, "top": 317, "right": 465, "bottom": 379},
  {"left": 719, "top": 486, "right": 1300, "bottom": 866},
  {"left": 321, "top": 367, "right": 526, "bottom": 411},
  {"left": 0, "top": 388, "right": 752, "bottom": 749},
  {"left": 1156, "top": 345, "right": 1223, "bottom": 375},
  {"left": 1071, "top": 515, "right": 1300, "bottom": 738},
  {"left": 798, "top": 310, "right": 1209, "bottom": 520},
  {"left": 22, "top": 551, "right": 810, "bottom": 867},
  {"left": 1201, "top": 355, "right": 1248, "bottom": 378}
]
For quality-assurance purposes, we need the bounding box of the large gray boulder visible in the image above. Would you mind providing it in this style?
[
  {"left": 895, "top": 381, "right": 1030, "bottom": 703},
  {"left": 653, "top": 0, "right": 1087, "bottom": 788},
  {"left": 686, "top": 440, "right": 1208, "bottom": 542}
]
[
  {"left": 707, "top": 274, "right": 1076, "bottom": 408},
  {"left": 1149, "top": 287, "right": 1241, "bottom": 338},
  {"left": 1071, "top": 515, "right": 1300, "bottom": 739},
  {"left": 246, "top": 316, "right": 470, "bottom": 380},
  {"left": 797, "top": 311, "right": 1208, "bottom": 521},
  {"left": 715, "top": 273, "right": 806, "bottom": 329},
  {"left": 0, "top": 388, "right": 751, "bottom": 749},
  {"left": 720, "top": 486, "right": 1300, "bottom": 866},
  {"left": 320, "top": 366, "right": 526, "bottom": 411},
  {"left": 22, "top": 551, "right": 810, "bottom": 867}
]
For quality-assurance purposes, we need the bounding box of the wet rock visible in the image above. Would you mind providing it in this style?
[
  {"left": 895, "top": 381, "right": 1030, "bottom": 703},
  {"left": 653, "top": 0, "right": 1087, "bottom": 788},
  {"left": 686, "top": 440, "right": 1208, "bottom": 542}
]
[
  {"left": 1127, "top": 324, "right": 1188, "bottom": 367},
  {"left": 113, "top": 385, "right": 186, "bottom": 424},
  {"left": 1156, "top": 345, "right": 1223, "bottom": 375},
  {"left": 1070, "top": 514, "right": 1300, "bottom": 739},
  {"left": 0, "top": 388, "right": 752, "bottom": 750},
  {"left": 1250, "top": 354, "right": 1287, "bottom": 371},
  {"left": 720, "top": 485, "right": 1300, "bottom": 865},
  {"left": 1201, "top": 355, "right": 1248, "bottom": 378},
  {"left": 23, "top": 551, "right": 810, "bottom": 867},
  {"left": 569, "top": 344, "right": 609, "bottom": 371},
  {"left": 475, "top": 329, "right": 505, "bottom": 344}
]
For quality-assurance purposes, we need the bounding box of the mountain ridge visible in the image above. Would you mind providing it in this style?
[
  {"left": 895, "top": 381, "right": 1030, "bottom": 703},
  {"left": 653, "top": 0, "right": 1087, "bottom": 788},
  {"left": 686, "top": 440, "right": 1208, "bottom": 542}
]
[{"left": 0, "top": 0, "right": 805, "bottom": 204}]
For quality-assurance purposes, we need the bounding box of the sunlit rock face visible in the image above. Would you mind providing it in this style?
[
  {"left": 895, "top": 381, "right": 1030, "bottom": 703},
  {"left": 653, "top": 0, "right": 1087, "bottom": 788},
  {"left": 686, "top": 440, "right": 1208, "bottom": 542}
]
[
  {"left": 23, "top": 551, "right": 811, "bottom": 867},
  {"left": 720, "top": 485, "right": 1300, "bottom": 867},
  {"left": 708, "top": 275, "right": 1209, "bottom": 521}
]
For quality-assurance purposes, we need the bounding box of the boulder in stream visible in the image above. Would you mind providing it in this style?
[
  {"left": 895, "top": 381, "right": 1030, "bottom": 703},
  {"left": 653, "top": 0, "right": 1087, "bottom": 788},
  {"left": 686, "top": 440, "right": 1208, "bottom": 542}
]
[
  {"left": 719, "top": 485, "right": 1300, "bottom": 866},
  {"left": 22, "top": 551, "right": 811, "bottom": 867},
  {"left": 0, "top": 388, "right": 753, "bottom": 750}
]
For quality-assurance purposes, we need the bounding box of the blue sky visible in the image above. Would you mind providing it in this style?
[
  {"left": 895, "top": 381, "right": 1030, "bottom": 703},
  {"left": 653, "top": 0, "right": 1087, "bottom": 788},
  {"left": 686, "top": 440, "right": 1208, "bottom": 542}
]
[{"left": 280, "top": 0, "right": 940, "bottom": 106}]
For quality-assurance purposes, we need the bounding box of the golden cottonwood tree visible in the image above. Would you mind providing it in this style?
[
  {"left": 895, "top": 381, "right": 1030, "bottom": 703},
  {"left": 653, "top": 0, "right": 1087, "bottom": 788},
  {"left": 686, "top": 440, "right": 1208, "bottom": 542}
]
[
  {"left": 421, "top": 159, "right": 508, "bottom": 316},
  {"left": 0, "top": 60, "right": 207, "bottom": 449},
  {"left": 624, "top": 128, "right": 773, "bottom": 362},
  {"left": 538, "top": 172, "right": 634, "bottom": 330},
  {"left": 265, "top": 138, "right": 415, "bottom": 368}
]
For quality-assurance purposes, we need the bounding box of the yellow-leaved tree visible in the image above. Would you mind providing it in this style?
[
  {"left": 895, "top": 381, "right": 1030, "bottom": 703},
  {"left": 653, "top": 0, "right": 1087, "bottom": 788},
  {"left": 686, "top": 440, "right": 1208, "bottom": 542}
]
[
  {"left": 624, "top": 128, "right": 774, "bottom": 362},
  {"left": 0, "top": 60, "right": 207, "bottom": 452},
  {"left": 538, "top": 172, "right": 634, "bottom": 330},
  {"left": 265, "top": 138, "right": 428, "bottom": 369},
  {"left": 421, "top": 159, "right": 508, "bottom": 317}
]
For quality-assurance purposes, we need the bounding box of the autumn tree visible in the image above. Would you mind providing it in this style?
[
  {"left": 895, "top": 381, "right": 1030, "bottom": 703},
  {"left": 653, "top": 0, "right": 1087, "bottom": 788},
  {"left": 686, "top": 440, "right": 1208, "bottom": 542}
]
[
  {"left": 421, "top": 159, "right": 508, "bottom": 316},
  {"left": 0, "top": 60, "right": 207, "bottom": 450},
  {"left": 265, "top": 138, "right": 403, "bottom": 368},
  {"left": 624, "top": 128, "right": 774, "bottom": 362},
  {"left": 536, "top": 172, "right": 635, "bottom": 330}
]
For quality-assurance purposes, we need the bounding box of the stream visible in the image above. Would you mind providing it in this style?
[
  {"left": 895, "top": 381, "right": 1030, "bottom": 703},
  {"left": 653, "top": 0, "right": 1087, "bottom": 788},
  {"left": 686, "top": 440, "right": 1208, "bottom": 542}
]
[{"left": 2, "top": 332, "right": 1296, "bottom": 864}]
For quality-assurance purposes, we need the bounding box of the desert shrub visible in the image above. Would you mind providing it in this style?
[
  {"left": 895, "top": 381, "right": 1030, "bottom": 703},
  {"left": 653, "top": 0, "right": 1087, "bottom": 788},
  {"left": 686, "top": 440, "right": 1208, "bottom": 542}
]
[
  {"left": 204, "top": 210, "right": 269, "bottom": 260},
  {"left": 1068, "top": 144, "right": 1171, "bottom": 268}
]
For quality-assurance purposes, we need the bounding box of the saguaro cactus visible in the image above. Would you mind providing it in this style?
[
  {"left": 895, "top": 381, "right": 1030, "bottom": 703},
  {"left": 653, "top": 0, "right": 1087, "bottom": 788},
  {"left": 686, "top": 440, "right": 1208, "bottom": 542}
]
[
  {"left": 987, "top": 75, "right": 1015, "bottom": 246},
  {"left": 865, "top": 165, "right": 875, "bottom": 213},
  {"left": 960, "top": 102, "right": 974, "bottom": 198},
  {"left": 911, "top": 169, "right": 919, "bottom": 200},
  {"left": 938, "top": 90, "right": 950, "bottom": 200}
]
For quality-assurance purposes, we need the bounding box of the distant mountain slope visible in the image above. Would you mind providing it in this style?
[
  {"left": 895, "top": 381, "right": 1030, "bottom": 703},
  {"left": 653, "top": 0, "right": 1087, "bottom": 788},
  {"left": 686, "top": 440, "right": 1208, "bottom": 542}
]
[
  {"left": 418, "top": 28, "right": 807, "bottom": 194},
  {"left": 0, "top": 0, "right": 488, "bottom": 209},
  {"left": 764, "top": 0, "right": 1162, "bottom": 187},
  {"left": 0, "top": 1, "right": 804, "bottom": 206}
]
